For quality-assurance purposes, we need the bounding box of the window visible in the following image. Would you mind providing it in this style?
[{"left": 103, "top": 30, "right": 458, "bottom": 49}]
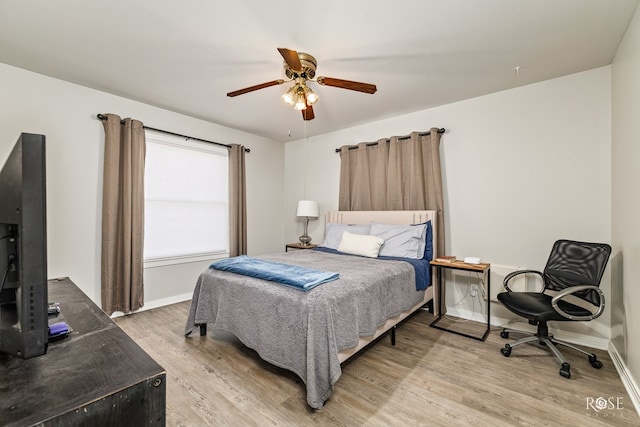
[{"left": 144, "top": 131, "right": 228, "bottom": 266}]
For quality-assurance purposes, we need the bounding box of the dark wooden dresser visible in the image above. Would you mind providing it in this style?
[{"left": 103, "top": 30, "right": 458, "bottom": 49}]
[{"left": 0, "top": 277, "right": 166, "bottom": 426}]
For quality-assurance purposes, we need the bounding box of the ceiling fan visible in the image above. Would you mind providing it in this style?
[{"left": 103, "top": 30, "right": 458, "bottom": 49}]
[{"left": 227, "top": 48, "right": 377, "bottom": 121}]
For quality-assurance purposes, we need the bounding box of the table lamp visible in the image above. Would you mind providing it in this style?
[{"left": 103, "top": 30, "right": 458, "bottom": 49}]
[{"left": 296, "top": 200, "right": 319, "bottom": 245}]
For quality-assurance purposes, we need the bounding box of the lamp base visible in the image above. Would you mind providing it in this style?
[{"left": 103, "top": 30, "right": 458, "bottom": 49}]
[{"left": 298, "top": 234, "right": 312, "bottom": 246}]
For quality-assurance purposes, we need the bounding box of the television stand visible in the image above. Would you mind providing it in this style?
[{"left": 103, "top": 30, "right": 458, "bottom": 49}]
[{"left": 0, "top": 277, "right": 166, "bottom": 425}]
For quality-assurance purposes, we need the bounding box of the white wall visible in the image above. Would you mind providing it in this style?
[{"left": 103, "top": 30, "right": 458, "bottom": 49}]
[
  {"left": 0, "top": 62, "right": 285, "bottom": 309},
  {"left": 612, "top": 3, "right": 640, "bottom": 403},
  {"left": 284, "top": 67, "right": 612, "bottom": 341}
]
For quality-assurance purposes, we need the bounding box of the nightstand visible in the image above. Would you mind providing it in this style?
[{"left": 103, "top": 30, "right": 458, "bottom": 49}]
[
  {"left": 286, "top": 243, "right": 318, "bottom": 252},
  {"left": 429, "top": 260, "right": 491, "bottom": 341}
]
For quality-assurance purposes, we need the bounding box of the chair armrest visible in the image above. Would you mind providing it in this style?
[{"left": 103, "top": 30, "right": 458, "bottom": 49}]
[
  {"left": 551, "top": 285, "right": 605, "bottom": 321},
  {"left": 503, "top": 270, "right": 542, "bottom": 292}
]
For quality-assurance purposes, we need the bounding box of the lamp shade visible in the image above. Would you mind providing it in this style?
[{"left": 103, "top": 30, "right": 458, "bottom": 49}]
[{"left": 296, "top": 200, "right": 319, "bottom": 217}]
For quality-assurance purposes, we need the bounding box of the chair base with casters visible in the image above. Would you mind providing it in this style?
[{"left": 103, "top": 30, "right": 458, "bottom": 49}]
[
  {"left": 496, "top": 239, "right": 612, "bottom": 379},
  {"left": 498, "top": 321, "right": 603, "bottom": 379}
]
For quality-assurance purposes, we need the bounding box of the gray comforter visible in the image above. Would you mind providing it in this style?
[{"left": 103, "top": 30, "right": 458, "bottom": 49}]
[{"left": 184, "top": 249, "right": 424, "bottom": 409}]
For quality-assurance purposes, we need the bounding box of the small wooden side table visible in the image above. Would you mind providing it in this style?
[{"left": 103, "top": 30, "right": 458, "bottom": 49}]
[
  {"left": 429, "top": 260, "right": 491, "bottom": 341},
  {"left": 285, "top": 243, "right": 318, "bottom": 252}
]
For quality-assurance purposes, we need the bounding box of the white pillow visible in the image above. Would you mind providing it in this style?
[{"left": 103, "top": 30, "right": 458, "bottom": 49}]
[
  {"left": 369, "top": 222, "right": 427, "bottom": 259},
  {"left": 337, "top": 231, "right": 384, "bottom": 258},
  {"left": 320, "top": 223, "right": 371, "bottom": 249}
]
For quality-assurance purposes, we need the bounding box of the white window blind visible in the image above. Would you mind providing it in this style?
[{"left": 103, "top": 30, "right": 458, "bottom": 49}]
[{"left": 144, "top": 131, "right": 229, "bottom": 265}]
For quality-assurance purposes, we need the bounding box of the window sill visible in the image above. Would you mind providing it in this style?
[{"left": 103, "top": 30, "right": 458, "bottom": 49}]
[{"left": 144, "top": 252, "right": 229, "bottom": 268}]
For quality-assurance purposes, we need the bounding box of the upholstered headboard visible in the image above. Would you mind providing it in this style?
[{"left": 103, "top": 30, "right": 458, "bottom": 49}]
[{"left": 324, "top": 210, "right": 438, "bottom": 258}]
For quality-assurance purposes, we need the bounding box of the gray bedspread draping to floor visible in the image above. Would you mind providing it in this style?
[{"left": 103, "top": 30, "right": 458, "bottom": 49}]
[{"left": 185, "top": 249, "right": 424, "bottom": 409}]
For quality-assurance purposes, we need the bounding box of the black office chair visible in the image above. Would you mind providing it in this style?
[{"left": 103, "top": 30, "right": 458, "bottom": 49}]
[{"left": 497, "top": 239, "right": 612, "bottom": 379}]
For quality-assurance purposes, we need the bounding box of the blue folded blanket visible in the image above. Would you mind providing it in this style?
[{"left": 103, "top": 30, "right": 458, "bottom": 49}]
[{"left": 211, "top": 255, "right": 339, "bottom": 291}]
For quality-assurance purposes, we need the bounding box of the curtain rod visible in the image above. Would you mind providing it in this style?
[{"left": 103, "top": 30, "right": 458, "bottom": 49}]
[
  {"left": 334, "top": 128, "right": 445, "bottom": 153},
  {"left": 96, "top": 114, "right": 250, "bottom": 153}
]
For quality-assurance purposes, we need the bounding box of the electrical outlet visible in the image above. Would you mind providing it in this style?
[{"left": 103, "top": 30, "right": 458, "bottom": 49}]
[{"left": 470, "top": 284, "right": 478, "bottom": 297}]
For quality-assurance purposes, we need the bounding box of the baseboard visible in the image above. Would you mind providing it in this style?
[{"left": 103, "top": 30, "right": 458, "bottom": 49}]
[
  {"left": 110, "top": 292, "right": 193, "bottom": 318},
  {"left": 608, "top": 342, "right": 640, "bottom": 417},
  {"left": 142, "top": 292, "right": 193, "bottom": 311},
  {"left": 441, "top": 307, "right": 489, "bottom": 327}
]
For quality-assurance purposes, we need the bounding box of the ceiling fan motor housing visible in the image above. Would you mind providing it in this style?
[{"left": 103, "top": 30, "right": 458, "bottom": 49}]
[{"left": 284, "top": 52, "right": 317, "bottom": 80}]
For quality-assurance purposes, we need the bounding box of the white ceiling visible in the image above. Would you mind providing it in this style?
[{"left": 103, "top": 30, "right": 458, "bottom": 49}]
[{"left": 0, "top": 0, "right": 637, "bottom": 142}]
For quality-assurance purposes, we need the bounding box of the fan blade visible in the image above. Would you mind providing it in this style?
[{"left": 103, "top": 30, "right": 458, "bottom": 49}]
[
  {"left": 227, "top": 79, "right": 284, "bottom": 97},
  {"left": 278, "top": 48, "right": 303, "bottom": 71},
  {"left": 302, "top": 105, "right": 315, "bottom": 121},
  {"left": 316, "top": 76, "right": 377, "bottom": 94}
]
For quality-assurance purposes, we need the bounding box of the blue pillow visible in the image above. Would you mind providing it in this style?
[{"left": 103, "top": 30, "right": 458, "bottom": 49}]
[{"left": 422, "top": 220, "right": 433, "bottom": 261}]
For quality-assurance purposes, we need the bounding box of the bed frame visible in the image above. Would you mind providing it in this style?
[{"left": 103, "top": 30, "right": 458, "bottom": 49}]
[{"left": 326, "top": 210, "right": 439, "bottom": 363}]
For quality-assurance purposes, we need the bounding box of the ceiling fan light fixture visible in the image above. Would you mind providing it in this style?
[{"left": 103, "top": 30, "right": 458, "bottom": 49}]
[
  {"left": 282, "top": 86, "right": 296, "bottom": 105},
  {"left": 294, "top": 90, "right": 307, "bottom": 110},
  {"left": 305, "top": 86, "right": 319, "bottom": 105}
]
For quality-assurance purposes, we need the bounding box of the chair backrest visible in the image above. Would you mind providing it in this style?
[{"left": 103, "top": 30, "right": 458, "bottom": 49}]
[{"left": 543, "top": 239, "right": 612, "bottom": 306}]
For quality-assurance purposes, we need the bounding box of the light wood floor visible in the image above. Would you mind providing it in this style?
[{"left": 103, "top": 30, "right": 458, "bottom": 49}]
[{"left": 115, "top": 301, "right": 639, "bottom": 426}]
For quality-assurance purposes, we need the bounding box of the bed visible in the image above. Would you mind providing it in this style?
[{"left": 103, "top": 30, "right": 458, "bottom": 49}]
[{"left": 184, "top": 210, "right": 438, "bottom": 409}]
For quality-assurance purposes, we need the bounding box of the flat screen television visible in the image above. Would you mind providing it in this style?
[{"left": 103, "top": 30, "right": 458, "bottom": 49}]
[{"left": 0, "top": 133, "right": 48, "bottom": 359}]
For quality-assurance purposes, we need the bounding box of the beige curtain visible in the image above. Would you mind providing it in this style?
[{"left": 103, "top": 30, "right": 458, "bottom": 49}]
[
  {"left": 338, "top": 128, "right": 445, "bottom": 256},
  {"left": 229, "top": 144, "right": 247, "bottom": 256},
  {"left": 100, "top": 114, "right": 145, "bottom": 315}
]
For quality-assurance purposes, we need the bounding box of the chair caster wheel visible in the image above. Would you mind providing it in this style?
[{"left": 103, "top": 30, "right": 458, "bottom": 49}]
[
  {"left": 500, "top": 344, "right": 512, "bottom": 357},
  {"left": 589, "top": 354, "right": 603, "bottom": 369},
  {"left": 560, "top": 362, "right": 571, "bottom": 379},
  {"left": 500, "top": 330, "right": 509, "bottom": 339}
]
